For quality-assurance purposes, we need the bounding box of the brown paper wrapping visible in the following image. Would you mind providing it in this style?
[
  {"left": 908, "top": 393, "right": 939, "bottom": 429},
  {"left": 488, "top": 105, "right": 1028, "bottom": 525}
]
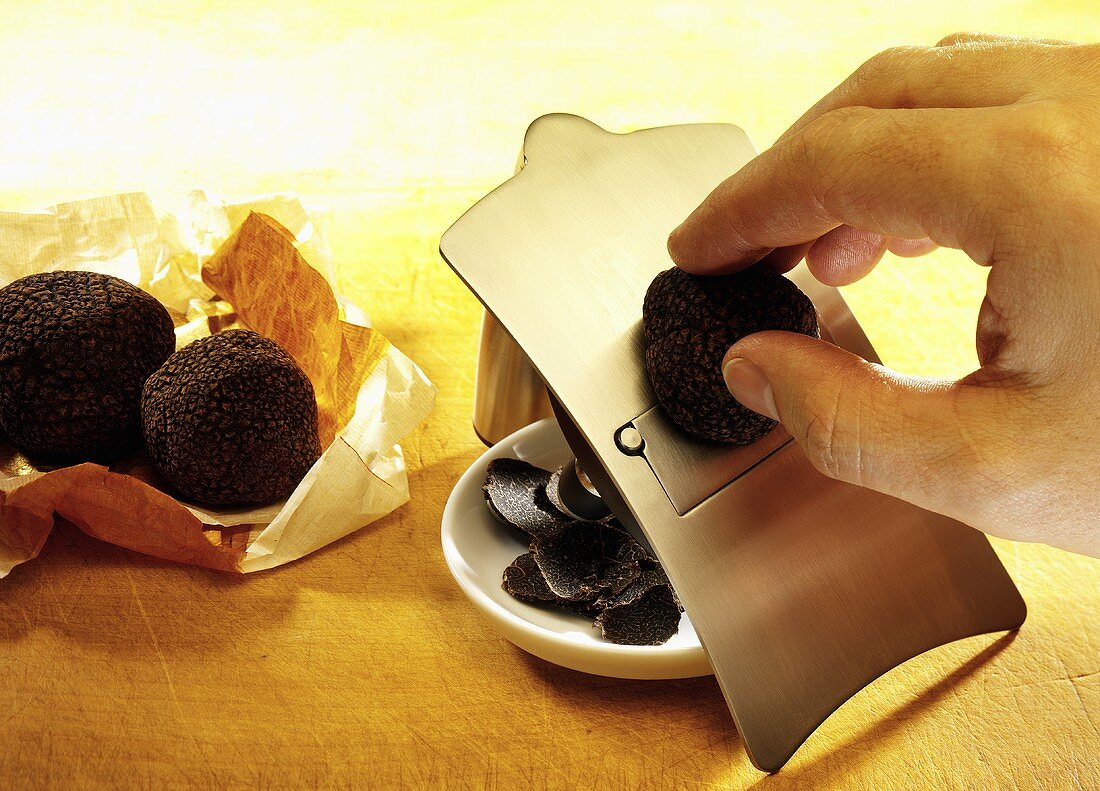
[
  {"left": 0, "top": 193, "right": 435, "bottom": 578},
  {"left": 202, "top": 212, "right": 385, "bottom": 446}
]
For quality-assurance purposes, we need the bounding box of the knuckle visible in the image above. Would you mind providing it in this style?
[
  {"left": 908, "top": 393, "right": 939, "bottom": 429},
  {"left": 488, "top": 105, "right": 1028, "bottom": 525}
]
[
  {"left": 947, "top": 386, "right": 1034, "bottom": 498},
  {"left": 935, "top": 31, "right": 977, "bottom": 47},
  {"left": 1025, "top": 103, "right": 1084, "bottom": 154},
  {"left": 794, "top": 107, "right": 878, "bottom": 210},
  {"left": 797, "top": 106, "right": 868, "bottom": 160},
  {"left": 850, "top": 46, "right": 924, "bottom": 92},
  {"left": 1005, "top": 102, "right": 1086, "bottom": 182}
]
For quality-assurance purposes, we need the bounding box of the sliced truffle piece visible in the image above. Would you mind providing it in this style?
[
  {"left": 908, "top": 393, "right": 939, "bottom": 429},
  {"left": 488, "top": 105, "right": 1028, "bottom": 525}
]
[
  {"left": 595, "top": 566, "right": 677, "bottom": 610},
  {"left": 141, "top": 329, "right": 321, "bottom": 506},
  {"left": 600, "top": 538, "right": 649, "bottom": 595},
  {"left": 563, "top": 598, "right": 605, "bottom": 617},
  {"left": 595, "top": 584, "right": 682, "bottom": 646},
  {"left": 0, "top": 271, "right": 175, "bottom": 461},
  {"left": 634, "top": 556, "right": 683, "bottom": 611},
  {"left": 544, "top": 465, "right": 568, "bottom": 515},
  {"left": 502, "top": 552, "right": 560, "bottom": 604},
  {"left": 532, "top": 521, "right": 648, "bottom": 601},
  {"left": 531, "top": 522, "right": 602, "bottom": 601},
  {"left": 642, "top": 265, "right": 818, "bottom": 444},
  {"left": 483, "top": 458, "right": 570, "bottom": 538},
  {"left": 661, "top": 565, "right": 685, "bottom": 612}
]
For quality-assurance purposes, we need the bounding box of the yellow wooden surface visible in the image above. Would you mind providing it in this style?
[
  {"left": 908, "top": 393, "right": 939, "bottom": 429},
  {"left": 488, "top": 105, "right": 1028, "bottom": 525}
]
[{"left": 2, "top": 2, "right": 1099, "bottom": 788}]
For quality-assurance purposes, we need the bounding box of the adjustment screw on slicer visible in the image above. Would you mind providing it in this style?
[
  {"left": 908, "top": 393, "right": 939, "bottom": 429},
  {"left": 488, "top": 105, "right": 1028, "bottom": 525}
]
[{"left": 615, "top": 426, "right": 645, "bottom": 455}]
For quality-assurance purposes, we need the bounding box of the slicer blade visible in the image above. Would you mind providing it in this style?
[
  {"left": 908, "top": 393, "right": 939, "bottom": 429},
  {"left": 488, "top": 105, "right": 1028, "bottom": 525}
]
[{"left": 440, "top": 114, "right": 1025, "bottom": 772}]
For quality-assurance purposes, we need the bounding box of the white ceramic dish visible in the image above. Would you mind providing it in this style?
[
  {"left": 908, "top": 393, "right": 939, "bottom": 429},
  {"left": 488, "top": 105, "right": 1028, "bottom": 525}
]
[{"left": 441, "top": 417, "right": 712, "bottom": 680}]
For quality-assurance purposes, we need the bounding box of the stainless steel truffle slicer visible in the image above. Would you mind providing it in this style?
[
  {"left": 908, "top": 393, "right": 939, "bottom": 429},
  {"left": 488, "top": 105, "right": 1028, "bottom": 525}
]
[{"left": 440, "top": 114, "right": 1025, "bottom": 772}]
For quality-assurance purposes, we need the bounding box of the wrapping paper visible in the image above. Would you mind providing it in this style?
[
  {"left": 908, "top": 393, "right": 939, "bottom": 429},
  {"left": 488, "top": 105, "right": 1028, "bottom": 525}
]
[{"left": 0, "top": 191, "right": 436, "bottom": 577}]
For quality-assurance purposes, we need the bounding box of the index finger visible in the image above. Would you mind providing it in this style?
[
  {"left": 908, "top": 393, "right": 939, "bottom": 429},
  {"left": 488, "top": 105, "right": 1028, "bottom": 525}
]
[
  {"left": 778, "top": 36, "right": 1075, "bottom": 146},
  {"left": 667, "top": 105, "right": 1000, "bottom": 274}
]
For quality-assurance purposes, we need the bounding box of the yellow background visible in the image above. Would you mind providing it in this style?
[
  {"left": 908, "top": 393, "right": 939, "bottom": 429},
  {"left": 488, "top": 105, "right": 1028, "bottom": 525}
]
[{"left": 1, "top": 1, "right": 1098, "bottom": 788}]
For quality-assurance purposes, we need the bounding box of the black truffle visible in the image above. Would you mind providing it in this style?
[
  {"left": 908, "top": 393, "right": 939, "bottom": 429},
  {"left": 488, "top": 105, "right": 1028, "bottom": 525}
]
[
  {"left": 642, "top": 266, "right": 818, "bottom": 444},
  {"left": 141, "top": 329, "right": 322, "bottom": 506},
  {"left": 544, "top": 465, "right": 569, "bottom": 516},
  {"left": 0, "top": 271, "right": 175, "bottom": 461}
]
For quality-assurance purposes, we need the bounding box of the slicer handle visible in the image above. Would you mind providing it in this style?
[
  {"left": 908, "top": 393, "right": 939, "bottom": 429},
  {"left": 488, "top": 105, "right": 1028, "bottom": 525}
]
[{"left": 472, "top": 311, "right": 553, "bottom": 445}]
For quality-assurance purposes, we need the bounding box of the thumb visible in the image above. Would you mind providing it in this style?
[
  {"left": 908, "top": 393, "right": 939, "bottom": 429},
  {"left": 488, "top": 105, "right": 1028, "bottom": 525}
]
[{"left": 721, "top": 331, "right": 997, "bottom": 521}]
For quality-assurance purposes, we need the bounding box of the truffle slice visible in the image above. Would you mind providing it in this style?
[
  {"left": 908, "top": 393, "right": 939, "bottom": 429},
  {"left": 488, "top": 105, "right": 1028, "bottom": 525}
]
[
  {"left": 642, "top": 265, "right": 818, "bottom": 444},
  {"left": 544, "top": 465, "right": 568, "bottom": 516},
  {"left": 502, "top": 552, "right": 560, "bottom": 604},
  {"left": 532, "top": 521, "right": 648, "bottom": 601},
  {"left": 595, "top": 584, "right": 682, "bottom": 646},
  {"left": 491, "top": 455, "right": 686, "bottom": 645},
  {"left": 483, "top": 458, "right": 571, "bottom": 538},
  {"left": 595, "top": 566, "right": 681, "bottom": 612},
  {"left": 0, "top": 271, "right": 175, "bottom": 461},
  {"left": 141, "top": 329, "right": 322, "bottom": 506}
]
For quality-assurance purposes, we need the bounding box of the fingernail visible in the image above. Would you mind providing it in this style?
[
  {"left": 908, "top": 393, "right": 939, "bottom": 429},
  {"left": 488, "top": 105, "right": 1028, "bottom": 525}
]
[{"left": 722, "top": 358, "right": 779, "bottom": 420}]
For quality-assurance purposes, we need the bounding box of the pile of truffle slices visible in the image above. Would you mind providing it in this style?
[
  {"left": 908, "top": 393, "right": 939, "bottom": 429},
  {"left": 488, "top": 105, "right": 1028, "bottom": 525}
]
[
  {"left": 485, "top": 458, "right": 683, "bottom": 646},
  {"left": 0, "top": 271, "right": 321, "bottom": 507}
]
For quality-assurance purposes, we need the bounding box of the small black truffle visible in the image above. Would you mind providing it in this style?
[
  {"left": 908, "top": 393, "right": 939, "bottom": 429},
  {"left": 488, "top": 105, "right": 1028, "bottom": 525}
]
[
  {"left": 141, "top": 329, "right": 322, "bottom": 506},
  {"left": 642, "top": 266, "right": 818, "bottom": 444},
  {"left": 0, "top": 271, "right": 175, "bottom": 461}
]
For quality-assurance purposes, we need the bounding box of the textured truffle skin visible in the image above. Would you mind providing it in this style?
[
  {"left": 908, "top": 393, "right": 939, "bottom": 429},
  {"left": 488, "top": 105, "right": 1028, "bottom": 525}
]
[
  {"left": 643, "top": 266, "right": 819, "bottom": 444},
  {"left": 0, "top": 271, "right": 176, "bottom": 461},
  {"left": 141, "top": 329, "right": 322, "bottom": 506}
]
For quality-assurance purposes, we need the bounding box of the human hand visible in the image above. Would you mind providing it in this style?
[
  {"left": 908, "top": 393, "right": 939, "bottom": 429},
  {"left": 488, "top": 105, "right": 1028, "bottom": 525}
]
[{"left": 667, "top": 33, "right": 1100, "bottom": 557}]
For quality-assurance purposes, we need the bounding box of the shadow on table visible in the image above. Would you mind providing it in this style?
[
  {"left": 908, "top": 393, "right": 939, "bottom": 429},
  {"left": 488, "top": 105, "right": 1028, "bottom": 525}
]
[
  {"left": 0, "top": 518, "right": 283, "bottom": 650},
  {"left": 746, "top": 632, "right": 1018, "bottom": 787},
  {"left": 512, "top": 645, "right": 740, "bottom": 739},
  {"left": 0, "top": 437, "right": 454, "bottom": 645},
  {"left": 511, "top": 630, "right": 1016, "bottom": 787},
  {"left": 0, "top": 439, "right": 447, "bottom": 652}
]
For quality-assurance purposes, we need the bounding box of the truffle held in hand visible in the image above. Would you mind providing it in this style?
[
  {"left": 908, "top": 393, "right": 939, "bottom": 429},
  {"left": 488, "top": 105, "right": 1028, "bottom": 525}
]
[
  {"left": 643, "top": 266, "right": 818, "bottom": 444},
  {"left": 141, "top": 329, "right": 322, "bottom": 506},
  {"left": 0, "top": 271, "right": 176, "bottom": 461}
]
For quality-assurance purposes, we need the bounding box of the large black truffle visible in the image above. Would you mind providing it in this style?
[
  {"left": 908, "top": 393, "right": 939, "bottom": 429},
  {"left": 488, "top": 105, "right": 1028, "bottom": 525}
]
[
  {"left": 141, "top": 329, "right": 322, "bottom": 506},
  {"left": 0, "top": 271, "right": 176, "bottom": 461},
  {"left": 643, "top": 266, "right": 818, "bottom": 444}
]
